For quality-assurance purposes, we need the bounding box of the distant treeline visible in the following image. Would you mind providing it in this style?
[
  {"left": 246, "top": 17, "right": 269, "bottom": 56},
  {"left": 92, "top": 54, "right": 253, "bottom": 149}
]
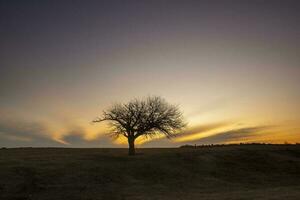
[{"left": 179, "top": 142, "right": 300, "bottom": 148}]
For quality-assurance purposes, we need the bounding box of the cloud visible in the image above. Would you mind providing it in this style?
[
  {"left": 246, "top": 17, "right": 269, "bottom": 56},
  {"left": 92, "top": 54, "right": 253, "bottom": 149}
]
[
  {"left": 0, "top": 114, "right": 279, "bottom": 147},
  {"left": 140, "top": 137, "right": 175, "bottom": 148},
  {"left": 191, "top": 126, "right": 273, "bottom": 144},
  {"left": 0, "top": 117, "right": 117, "bottom": 148},
  {"left": 139, "top": 126, "right": 274, "bottom": 147},
  {"left": 172, "top": 121, "right": 232, "bottom": 142},
  {"left": 61, "top": 127, "right": 115, "bottom": 148},
  {"left": 139, "top": 122, "right": 230, "bottom": 147},
  {"left": 179, "top": 122, "right": 229, "bottom": 137},
  {"left": 0, "top": 118, "right": 62, "bottom": 147}
]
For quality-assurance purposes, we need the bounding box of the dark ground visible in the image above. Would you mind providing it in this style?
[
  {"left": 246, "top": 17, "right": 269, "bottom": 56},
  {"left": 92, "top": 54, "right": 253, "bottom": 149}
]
[{"left": 0, "top": 144, "right": 300, "bottom": 200}]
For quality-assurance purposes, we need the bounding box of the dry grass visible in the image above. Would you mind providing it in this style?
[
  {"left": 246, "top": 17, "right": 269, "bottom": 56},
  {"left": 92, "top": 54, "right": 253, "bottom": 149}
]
[{"left": 0, "top": 144, "right": 300, "bottom": 200}]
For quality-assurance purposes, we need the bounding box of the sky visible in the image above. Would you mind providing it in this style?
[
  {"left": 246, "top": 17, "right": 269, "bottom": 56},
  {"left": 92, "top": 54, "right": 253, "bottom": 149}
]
[{"left": 0, "top": 0, "right": 299, "bottom": 147}]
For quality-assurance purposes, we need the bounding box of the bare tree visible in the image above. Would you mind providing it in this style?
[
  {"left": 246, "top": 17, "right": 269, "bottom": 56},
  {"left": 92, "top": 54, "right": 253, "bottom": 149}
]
[{"left": 93, "top": 96, "right": 186, "bottom": 155}]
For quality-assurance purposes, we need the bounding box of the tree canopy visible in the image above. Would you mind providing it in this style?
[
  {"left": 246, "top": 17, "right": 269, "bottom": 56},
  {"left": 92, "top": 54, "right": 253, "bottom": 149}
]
[{"left": 93, "top": 96, "right": 186, "bottom": 155}]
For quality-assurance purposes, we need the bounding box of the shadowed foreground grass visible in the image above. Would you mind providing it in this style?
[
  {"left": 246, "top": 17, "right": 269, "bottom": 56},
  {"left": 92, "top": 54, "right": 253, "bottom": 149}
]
[{"left": 0, "top": 145, "right": 300, "bottom": 200}]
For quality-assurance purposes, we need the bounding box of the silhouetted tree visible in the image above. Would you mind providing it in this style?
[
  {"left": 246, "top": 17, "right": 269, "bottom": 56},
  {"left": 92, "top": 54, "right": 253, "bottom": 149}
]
[{"left": 93, "top": 96, "right": 186, "bottom": 155}]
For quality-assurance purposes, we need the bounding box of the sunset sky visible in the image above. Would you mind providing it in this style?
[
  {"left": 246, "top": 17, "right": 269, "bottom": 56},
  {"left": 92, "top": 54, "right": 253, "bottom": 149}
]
[{"left": 1, "top": 0, "right": 299, "bottom": 147}]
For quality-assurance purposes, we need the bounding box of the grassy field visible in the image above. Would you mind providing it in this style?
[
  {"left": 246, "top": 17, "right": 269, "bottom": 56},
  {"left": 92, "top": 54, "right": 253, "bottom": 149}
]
[{"left": 0, "top": 145, "right": 300, "bottom": 200}]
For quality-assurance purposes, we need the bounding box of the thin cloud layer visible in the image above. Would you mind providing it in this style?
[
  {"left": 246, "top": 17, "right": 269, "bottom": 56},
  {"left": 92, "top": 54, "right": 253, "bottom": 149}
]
[
  {"left": 0, "top": 115, "right": 296, "bottom": 147},
  {"left": 179, "top": 122, "right": 230, "bottom": 137},
  {"left": 140, "top": 125, "right": 276, "bottom": 147},
  {"left": 190, "top": 126, "right": 274, "bottom": 144},
  {"left": 0, "top": 118, "right": 61, "bottom": 147},
  {"left": 61, "top": 128, "right": 115, "bottom": 148},
  {"left": 0, "top": 117, "right": 115, "bottom": 148}
]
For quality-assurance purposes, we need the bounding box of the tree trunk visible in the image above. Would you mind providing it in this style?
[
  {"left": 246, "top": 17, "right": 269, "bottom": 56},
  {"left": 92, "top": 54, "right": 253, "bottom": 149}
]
[{"left": 128, "top": 137, "right": 135, "bottom": 156}]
